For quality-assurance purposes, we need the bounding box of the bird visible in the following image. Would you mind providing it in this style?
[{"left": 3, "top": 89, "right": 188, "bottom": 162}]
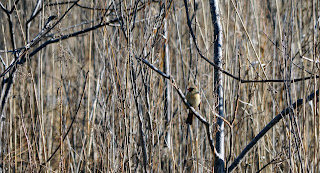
[{"left": 185, "top": 86, "right": 201, "bottom": 125}]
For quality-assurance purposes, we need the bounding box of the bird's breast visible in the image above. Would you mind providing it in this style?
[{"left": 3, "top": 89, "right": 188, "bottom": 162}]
[{"left": 186, "top": 93, "right": 200, "bottom": 107}]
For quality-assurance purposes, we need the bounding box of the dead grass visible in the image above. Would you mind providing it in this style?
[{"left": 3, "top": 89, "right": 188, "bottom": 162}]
[{"left": 0, "top": 0, "right": 319, "bottom": 172}]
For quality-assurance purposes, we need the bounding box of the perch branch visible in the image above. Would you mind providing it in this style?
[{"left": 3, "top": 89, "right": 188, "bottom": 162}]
[{"left": 135, "top": 54, "right": 219, "bottom": 156}]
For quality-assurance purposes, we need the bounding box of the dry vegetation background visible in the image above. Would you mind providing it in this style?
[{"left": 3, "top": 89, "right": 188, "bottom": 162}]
[{"left": 0, "top": 0, "right": 319, "bottom": 172}]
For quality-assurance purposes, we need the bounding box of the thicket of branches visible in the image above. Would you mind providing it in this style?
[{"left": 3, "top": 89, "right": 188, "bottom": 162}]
[{"left": 0, "top": 0, "right": 319, "bottom": 172}]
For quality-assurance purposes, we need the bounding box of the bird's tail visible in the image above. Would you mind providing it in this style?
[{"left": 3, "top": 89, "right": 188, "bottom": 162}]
[{"left": 186, "top": 112, "right": 193, "bottom": 125}]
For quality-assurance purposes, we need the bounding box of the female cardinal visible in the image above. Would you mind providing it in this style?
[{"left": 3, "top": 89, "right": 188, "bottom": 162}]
[{"left": 185, "top": 86, "right": 201, "bottom": 125}]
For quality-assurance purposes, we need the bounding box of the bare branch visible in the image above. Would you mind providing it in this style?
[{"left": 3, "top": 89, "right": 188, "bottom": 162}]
[
  {"left": 182, "top": 0, "right": 319, "bottom": 85},
  {"left": 228, "top": 89, "right": 319, "bottom": 172}
]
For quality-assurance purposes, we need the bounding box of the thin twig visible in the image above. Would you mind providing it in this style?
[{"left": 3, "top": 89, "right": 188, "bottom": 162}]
[{"left": 39, "top": 71, "right": 89, "bottom": 168}]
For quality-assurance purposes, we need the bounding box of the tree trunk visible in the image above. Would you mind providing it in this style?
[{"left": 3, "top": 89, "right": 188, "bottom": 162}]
[{"left": 209, "top": 0, "right": 225, "bottom": 172}]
